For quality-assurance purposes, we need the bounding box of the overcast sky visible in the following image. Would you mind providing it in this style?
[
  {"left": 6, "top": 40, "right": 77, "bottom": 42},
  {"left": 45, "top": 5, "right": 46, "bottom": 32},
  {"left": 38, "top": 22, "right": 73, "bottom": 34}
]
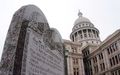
[{"left": 0, "top": 0, "right": 120, "bottom": 59}]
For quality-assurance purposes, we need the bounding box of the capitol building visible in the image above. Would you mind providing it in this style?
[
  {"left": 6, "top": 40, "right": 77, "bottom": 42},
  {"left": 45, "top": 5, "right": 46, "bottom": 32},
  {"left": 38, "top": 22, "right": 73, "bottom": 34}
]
[{"left": 64, "top": 11, "right": 120, "bottom": 75}]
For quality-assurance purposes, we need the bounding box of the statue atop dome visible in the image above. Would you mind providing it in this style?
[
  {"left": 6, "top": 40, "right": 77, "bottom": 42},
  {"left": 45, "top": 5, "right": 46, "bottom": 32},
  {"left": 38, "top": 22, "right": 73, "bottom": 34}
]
[{"left": 78, "top": 10, "right": 83, "bottom": 17}]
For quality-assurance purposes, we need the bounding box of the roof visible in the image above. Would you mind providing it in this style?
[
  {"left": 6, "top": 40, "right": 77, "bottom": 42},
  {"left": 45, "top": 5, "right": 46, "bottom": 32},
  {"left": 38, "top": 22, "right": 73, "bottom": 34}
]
[{"left": 74, "top": 11, "right": 91, "bottom": 25}]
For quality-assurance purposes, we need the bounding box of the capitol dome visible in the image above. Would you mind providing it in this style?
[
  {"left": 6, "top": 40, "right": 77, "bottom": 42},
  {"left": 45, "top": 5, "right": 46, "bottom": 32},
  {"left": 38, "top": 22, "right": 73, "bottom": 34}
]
[
  {"left": 70, "top": 11, "right": 101, "bottom": 47},
  {"left": 74, "top": 11, "right": 91, "bottom": 25},
  {"left": 74, "top": 17, "right": 90, "bottom": 25}
]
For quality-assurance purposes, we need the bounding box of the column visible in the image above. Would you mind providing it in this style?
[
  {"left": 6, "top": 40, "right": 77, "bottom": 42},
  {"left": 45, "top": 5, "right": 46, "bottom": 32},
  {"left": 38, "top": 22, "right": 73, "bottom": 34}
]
[
  {"left": 82, "top": 30, "right": 84, "bottom": 39},
  {"left": 90, "top": 29, "right": 93, "bottom": 38},
  {"left": 78, "top": 58, "right": 82, "bottom": 75},
  {"left": 96, "top": 31, "right": 99, "bottom": 38},
  {"left": 77, "top": 33, "right": 80, "bottom": 42},
  {"left": 91, "top": 58, "right": 95, "bottom": 75},
  {"left": 97, "top": 55, "right": 100, "bottom": 72},
  {"left": 81, "top": 59, "right": 85, "bottom": 75},
  {"left": 86, "top": 29, "right": 89, "bottom": 38},
  {"left": 91, "top": 29, "right": 94, "bottom": 38},
  {"left": 77, "top": 32, "right": 78, "bottom": 41},
  {"left": 74, "top": 34, "right": 75, "bottom": 42},
  {"left": 69, "top": 57, "right": 73, "bottom": 75},
  {"left": 67, "top": 56, "right": 70, "bottom": 75},
  {"left": 117, "top": 40, "right": 120, "bottom": 51},
  {"left": 79, "top": 57, "right": 85, "bottom": 75},
  {"left": 72, "top": 35, "right": 74, "bottom": 42},
  {"left": 94, "top": 31, "right": 97, "bottom": 38},
  {"left": 103, "top": 49, "right": 110, "bottom": 71}
]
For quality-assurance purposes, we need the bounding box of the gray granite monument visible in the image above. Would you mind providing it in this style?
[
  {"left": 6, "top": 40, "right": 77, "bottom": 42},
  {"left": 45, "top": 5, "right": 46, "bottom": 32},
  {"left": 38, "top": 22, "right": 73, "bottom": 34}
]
[{"left": 0, "top": 5, "right": 65, "bottom": 75}]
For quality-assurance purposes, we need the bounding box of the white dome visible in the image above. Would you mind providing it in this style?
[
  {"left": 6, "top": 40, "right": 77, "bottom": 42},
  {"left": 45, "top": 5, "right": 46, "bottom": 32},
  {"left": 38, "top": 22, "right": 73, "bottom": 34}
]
[
  {"left": 74, "top": 11, "right": 91, "bottom": 25},
  {"left": 74, "top": 17, "right": 90, "bottom": 25}
]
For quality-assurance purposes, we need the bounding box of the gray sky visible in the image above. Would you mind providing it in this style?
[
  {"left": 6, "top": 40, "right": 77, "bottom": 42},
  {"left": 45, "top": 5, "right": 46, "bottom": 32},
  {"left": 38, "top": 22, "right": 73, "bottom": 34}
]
[{"left": 0, "top": 0, "right": 120, "bottom": 59}]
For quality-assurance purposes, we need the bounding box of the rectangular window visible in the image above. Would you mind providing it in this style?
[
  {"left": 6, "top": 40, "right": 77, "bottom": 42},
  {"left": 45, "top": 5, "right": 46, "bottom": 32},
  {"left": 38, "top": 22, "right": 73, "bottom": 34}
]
[
  {"left": 112, "top": 45, "right": 116, "bottom": 51},
  {"left": 74, "top": 68, "right": 76, "bottom": 75},
  {"left": 118, "top": 70, "right": 120, "bottom": 75},
  {"left": 99, "top": 54, "right": 101, "bottom": 60},
  {"left": 115, "top": 55, "right": 118, "bottom": 64},
  {"left": 111, "top": 72, "right": 114, "bottom": 75},
  {"left": 110, "top": 47, "right": 113, "bottom": 53},
  {"left": 96, "top": 65, "right": 98, "bottom": 73},
  {"left": 81, "top": 35, "right": 83, "bottom": 39},
  {"left": 115, "top": 42, "right": 118, "bottom": 50},
  {"left": 109, "top": 58, "right": 113, "bottom": 67},
  {"left": 100, "top": 64, "right": 102, "bottom": 71},
  {"left": 95, "top": 57, "right": 97, "bottom": 62},
  {"left": 103, "top": 63, "right": 105, "bottom": 70},
  {"left": 73, "top": 58, "right": 75, "bottom": 64},
  {"left": 77, "top": 68, "right": 79, "bottom": 75},
  {"left": 107, "top": 48, "right": 110, "bottom": 54},
  {"left": 76, "top": 58, "right": 78, "bottom": 64},
  {"left": 84, "top": 34, "right": 87, "bottom": 38},
  {"left": 118, "top": 54, "right": 120, "bottom": 61},
  {"left": 112, "top": 57, "right": 115, "bottom": 65}
]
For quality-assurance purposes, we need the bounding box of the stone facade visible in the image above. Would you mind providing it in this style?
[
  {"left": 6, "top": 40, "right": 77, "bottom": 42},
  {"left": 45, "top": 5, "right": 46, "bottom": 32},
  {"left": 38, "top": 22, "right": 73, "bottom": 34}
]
[
  {"left": 64, "top": 40, "right": 85, "bottom": 75},
  {"left": 64, "top": 11, "right": 120, "bottom": 75}
]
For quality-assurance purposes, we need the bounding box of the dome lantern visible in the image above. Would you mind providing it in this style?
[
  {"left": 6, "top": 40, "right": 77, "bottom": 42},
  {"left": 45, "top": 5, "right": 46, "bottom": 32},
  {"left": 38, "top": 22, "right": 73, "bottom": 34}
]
[{"left": 78, "top": 10, "right": 83, "bottom": 17}]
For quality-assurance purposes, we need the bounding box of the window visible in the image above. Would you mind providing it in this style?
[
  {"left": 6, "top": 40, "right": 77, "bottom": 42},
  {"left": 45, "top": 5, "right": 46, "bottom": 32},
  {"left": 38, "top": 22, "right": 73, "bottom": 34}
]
[
  {"left": 112, "top": 57, "right": 115, "bottom": 65},
  {"left": 81, "top": 43, "right": 83, "bottom": 45},
  {"left": 102, "top": 73, "right": 106, "bottom": 75},
  {"left": 77, "top": 68, "right": 79, "bottom": 75},
  {"left": 76, "top": 58, "right": 78, "bottom": 64},
  {"left": 100, "top": 63, "right": 105, "bottom": 71},
  {"left": 72, "top": 36, "right": 74, "bottom": 42},
  {"left": 73, "top": 58, "right": 75, "bottom": 64},
  {"left": 73, "top": 68, "right": 79, "bottom": 75},
  {"left": 97, "top": 33, "right": 99, "bottom": 37},
  {"left": 92, "top": 41, "right": 94, "bottom": 43},
  {"left": 109, "top": 58, "right": 112, "bottom": 66},
  {"left": 72, "top": 47, "right": 77, "bottom": 53},
  {"left": 88, "top": 33, "right": 91, "bottom": 37},
  {"left": 74, "top": 68, "right": 76, "bottom": 75},
  {"left": 118, "top": 69, "right": 120, "bottom": 75},
  {"left": 112, "top": 45, "right": 116, "bottom": 51},
  {"left": 109, "top": 46, "right": 112, "bottom": 54},
  {"left": 118, "top": 54, "right": 120, "bottom": 61},
  {"left": 94, "top": 65, "right": 98, "bottom": 73},
  {"left": 83, "top": 24, "right": 84, "bottom": 26},
  {"left": 114, "top": 42, "right": 118, "bottom": 50},
  {"left": 93, "top": 56, "right": 97, "bottom": 63},
  {"left": 78, "top": 30, "right": 82, "bottom": 34},
  {"left": 107, "top": 48, "right": 110, "bottom": 54},
  {"left": 106, "top": 42, "right": 118, "bottom": 55},
  {"left": 75, "top": 32, "right": 77, "bottom": 37},
  {"left": 95, "top": 57, "right": 97, "bottom": 62},
  {"left": 86, "top": 41, "right": 88, "bottom": 44},
  {"left": 80, "top": 35, "right": 83, "bottom": 39},
  {"left": 99, "top": 53, "right": 103, "bottom": 60},
  {"left": 115, "top": 55, "right": 118, "bottom": 64},
  {"left": 111, "top": 72, "right": 114, "bottom": 75},
  {"left": 84, "top": 33, "right": 87, "bottom": 38},
  {"left": 73, "top": 58, "right": 78, "bottom": 64}
]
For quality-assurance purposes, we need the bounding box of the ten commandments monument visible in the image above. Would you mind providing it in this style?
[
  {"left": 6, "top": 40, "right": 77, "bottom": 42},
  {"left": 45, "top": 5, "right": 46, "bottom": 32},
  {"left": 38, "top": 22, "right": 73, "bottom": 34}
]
[{"left": 0, "top": 5, "right": 65, "bottom": 75}]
